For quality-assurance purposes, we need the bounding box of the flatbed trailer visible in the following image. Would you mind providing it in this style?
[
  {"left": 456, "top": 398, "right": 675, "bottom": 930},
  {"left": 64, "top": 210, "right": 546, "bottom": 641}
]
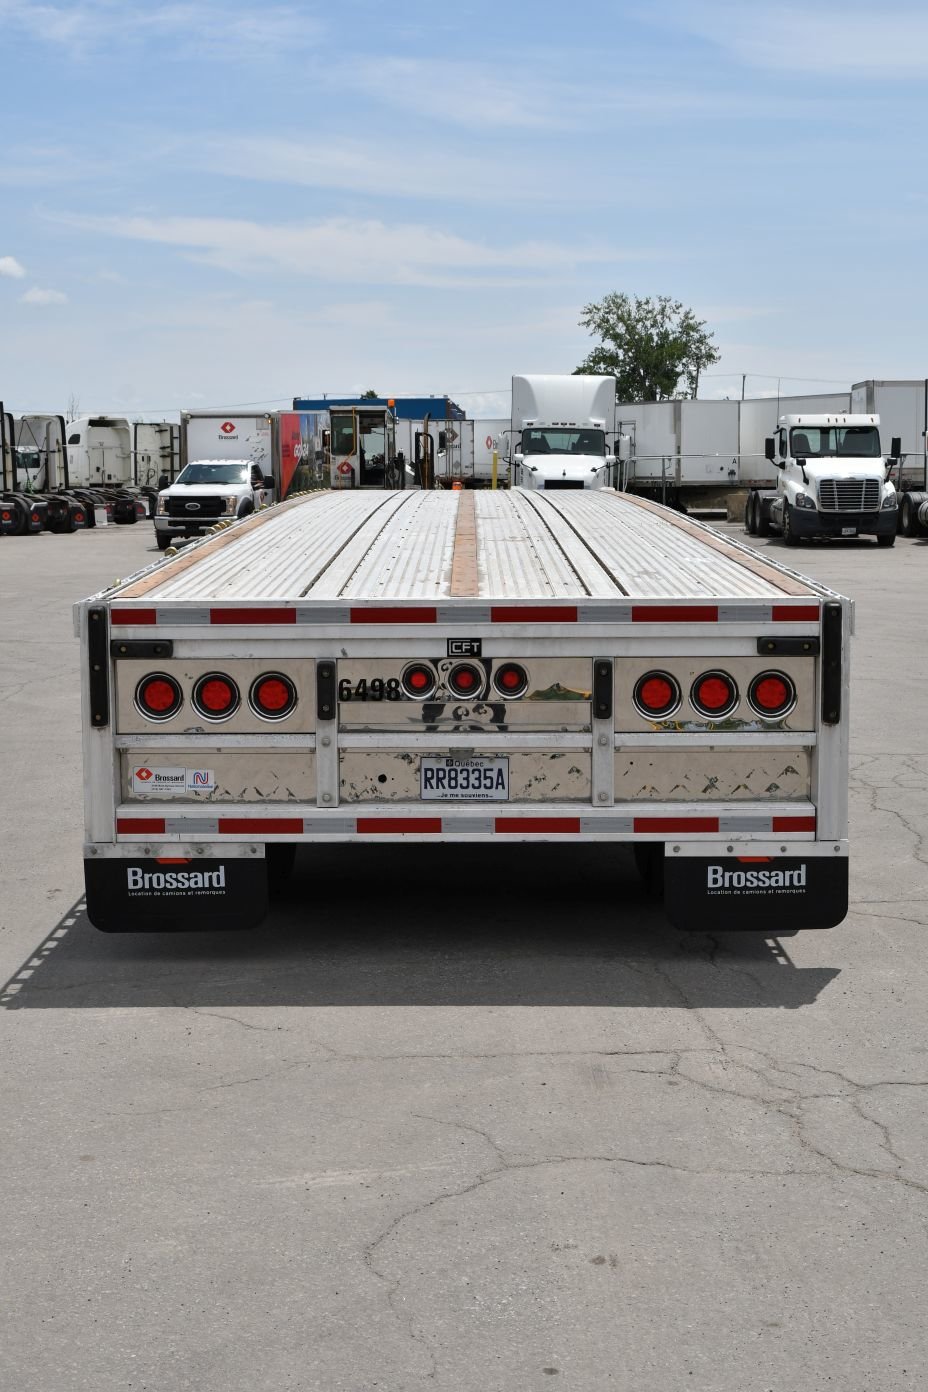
[{"left": 77, "top": 489, "right": 851, "bottom": 934}]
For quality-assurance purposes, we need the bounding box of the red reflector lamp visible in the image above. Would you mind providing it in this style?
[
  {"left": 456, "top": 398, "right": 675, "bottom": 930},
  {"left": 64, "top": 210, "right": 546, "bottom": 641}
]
[
  {"left": 192, "top": 673, "right": 239, "bottom": 720},
  {"left": 136, "top": 673, "right": 183, "bottom": 721},
  {"left": 748, "top": 671, "right": 796, "bottom": 718},
  {"left": 493, "top": 662, "right": 528, "bottom": 698},
  {"left": 401, "top": 663, "right": 436, "bottom": 699},
  {"left": 633, "top": 670, "right": 681, "bottom": 719},
  {"left": 1, "top": 510, "right": 11, "bottom": 521},
  {"left": 250, "top": 673, "right": 297, "bottom": 720},
  {"left": 447, "top": 662, "right": 483, "bottom": 698},
  {"left": 690, "top": 671, "right": 738, "bottom": 719}
]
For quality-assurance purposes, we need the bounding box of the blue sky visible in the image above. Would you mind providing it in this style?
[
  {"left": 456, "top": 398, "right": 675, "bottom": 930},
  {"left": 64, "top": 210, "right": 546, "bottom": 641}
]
[{"left": 1, "top": 0, "right": 927, "bottom": 418}]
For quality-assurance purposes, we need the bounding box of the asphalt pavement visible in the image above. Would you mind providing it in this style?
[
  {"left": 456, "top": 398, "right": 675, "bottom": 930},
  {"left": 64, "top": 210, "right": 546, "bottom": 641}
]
[{"left": 1, "top": 517, "right": 926, "bottom": 1391}]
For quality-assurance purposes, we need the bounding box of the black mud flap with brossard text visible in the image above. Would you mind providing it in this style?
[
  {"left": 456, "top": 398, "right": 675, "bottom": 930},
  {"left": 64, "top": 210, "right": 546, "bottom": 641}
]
[
  {"left": 663, "top": 850, "right": 848, "bottom": 932},
  {"left": 84, "top": 855, "right": 268, "bottom": 932}
]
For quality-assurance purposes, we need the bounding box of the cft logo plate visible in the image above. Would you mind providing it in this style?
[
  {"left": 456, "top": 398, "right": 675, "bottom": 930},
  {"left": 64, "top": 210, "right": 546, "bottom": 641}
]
[{"left": 447, "top": 638, "right": 482, "bottom": 657}]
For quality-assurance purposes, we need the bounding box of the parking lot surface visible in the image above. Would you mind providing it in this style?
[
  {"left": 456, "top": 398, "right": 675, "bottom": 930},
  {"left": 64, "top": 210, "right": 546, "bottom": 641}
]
[{"left": 1, "top": 519, "right": 926, "bottom": 1391}]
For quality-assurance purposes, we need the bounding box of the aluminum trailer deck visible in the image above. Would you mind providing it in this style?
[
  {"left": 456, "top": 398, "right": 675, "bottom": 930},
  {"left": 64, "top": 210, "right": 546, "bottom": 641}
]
[{"left": 78, "top": 489, "right": 851, "bottom": 934}]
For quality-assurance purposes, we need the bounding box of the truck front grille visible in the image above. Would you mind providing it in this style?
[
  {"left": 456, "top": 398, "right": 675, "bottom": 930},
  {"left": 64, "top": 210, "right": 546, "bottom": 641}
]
[
  {"left": 817, "top": 478, "right": 881, "bottom": 513},
  {"left": 166, "top": 495, "right": 225, "bottom": 518}
]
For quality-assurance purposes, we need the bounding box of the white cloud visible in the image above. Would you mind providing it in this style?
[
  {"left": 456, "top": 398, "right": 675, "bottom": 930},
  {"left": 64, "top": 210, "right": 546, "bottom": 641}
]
[
  {"left": 57, "top": 212, "right": 643, "bottom": 289},
  {"left": 0, "top": 255, "right": 26, "bottom": 278},
  {"left": 0, "top": 1, "right": 322, "bottom": 58},
  {"left": 21, "top": 287, "right": 68, "bottom": 304},
  {"left": 678, "top": 2, "right": 928, "bottom": 74}
]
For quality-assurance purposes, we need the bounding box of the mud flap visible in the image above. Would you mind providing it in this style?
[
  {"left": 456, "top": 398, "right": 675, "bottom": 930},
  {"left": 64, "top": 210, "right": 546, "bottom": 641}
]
[
  {"left": 663, "top": 846, "right": 848, "bottom": 932},
  {"left": 84, "top": 855, "right": 268, "bottom": 932}
]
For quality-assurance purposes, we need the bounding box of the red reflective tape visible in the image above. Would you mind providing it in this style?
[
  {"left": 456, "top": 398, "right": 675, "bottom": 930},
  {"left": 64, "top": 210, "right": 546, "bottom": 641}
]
[
  {"left": 631, "top": 605, "right": 718, "bottom": 623},
  {"left": 357, "top": 817, "right": 442, "bottom": 834},
  {"left": 771, "top": 815, "right": 816, "bottom": 832},
  {"left": 219, "top": 817, "right": 303, "bottom": 833},
  {"left": 495, "top": 817, "right": 581, "bottom": 834},
  {"left": 350, "top": 607, "right": 438, "bottom": 624},
  {"left": 111, "top": 609, "right": 157, "bottom": 625},
  {"left": 116, "top": 818, "right": 165, "bottom": 834},
  {"left": 156, "top": 857, "right": 191, "bottom": 864},
  {"left": 772, "top": 605, "right": 820, "bottom": 622},
  {"left": 737, "top": 856, "right": 773, "bottom": 863},
  {"left": 490, "top": 606, "right": 578, "bottom": 623},
  {"left": 210, "top": 608, "right": 296, "bottom": 625},
  {"left": 634, "top": 816, "right": 719, "bottom": 833}
]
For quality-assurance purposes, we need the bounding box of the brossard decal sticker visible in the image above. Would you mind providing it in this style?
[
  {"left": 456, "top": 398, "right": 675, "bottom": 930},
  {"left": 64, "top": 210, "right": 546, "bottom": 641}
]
[
  {"left": 127, "top": 865, "right": 227, "bottom": 895},
  {"left": 706, "top": 862, "right": 807, "bottom": 894},
  {"left": 131, "top": 766, "right": 216, "bottom": 794}
]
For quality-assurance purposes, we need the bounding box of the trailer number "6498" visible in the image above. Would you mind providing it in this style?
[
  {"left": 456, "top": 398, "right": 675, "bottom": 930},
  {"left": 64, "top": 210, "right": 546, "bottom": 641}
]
[{"left": 337, "top": 678, "right": 403, "bottom": 702}]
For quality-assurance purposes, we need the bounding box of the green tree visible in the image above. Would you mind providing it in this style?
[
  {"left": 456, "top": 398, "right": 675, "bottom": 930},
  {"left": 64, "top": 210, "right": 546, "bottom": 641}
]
[
  {"left": 360, "top": 388, "right": 379, "bottom": 399},
  {"left": 575, "top": 293, "right": 720, "bottom": 401}
]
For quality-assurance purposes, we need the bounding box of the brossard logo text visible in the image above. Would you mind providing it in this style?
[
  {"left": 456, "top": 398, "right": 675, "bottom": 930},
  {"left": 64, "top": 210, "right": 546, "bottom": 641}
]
[
  {"left": 708, "top": 864, "right": 807, "bottom": 889},
  {"left": 127, "top": 866, "right": 226, "bottom": 891}
]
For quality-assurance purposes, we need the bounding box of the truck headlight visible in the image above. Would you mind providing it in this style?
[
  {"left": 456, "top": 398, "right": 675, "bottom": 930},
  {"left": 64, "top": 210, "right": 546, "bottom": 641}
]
[
  {"left": 794, "top": 491, "right": 816, "bottom": 509},
  {"left": 225, "top": 496, "right": 239, "bottom": 514},
  {"left": 881, "top": 491, "right": 897, "bottom": 510},
  {"left": 156, "top": 496, "right": 167, "bottom": 515}
]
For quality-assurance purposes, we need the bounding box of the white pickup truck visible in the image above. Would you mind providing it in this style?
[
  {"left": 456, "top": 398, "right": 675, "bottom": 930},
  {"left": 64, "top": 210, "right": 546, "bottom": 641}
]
[{"left": 153, "top": 458, "right": 274, "bottom": 550}]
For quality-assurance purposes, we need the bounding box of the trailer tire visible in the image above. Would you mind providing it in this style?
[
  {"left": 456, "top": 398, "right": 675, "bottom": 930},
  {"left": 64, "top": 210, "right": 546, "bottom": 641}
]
[
  {"left": 900, "top": 491, "right": 926, "bottom": 537},
  {"left": 755, "top": 501, "right": 771, "bottom": 537},
  {"left": 744, "top": 493, "right": 757, "bottom": 535},
  {"left": 781, "top": 504, "right": 800, "bottom": 546}
]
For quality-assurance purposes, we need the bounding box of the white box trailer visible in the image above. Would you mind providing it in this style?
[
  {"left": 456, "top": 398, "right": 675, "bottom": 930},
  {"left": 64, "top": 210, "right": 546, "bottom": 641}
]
[
  {"left": 180, "top": 411, "right": 273, "bottom": 475},
  {"left": 77, "top": 488, "right": 851, "bottom": 936}
]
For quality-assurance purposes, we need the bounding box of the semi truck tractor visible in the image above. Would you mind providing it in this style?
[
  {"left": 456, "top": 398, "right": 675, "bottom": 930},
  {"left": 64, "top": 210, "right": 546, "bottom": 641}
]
[
  {"left": 744, "top": 413, "right": 899, "bottom": 546},
  {"left": 510, "top": 375, "right": 616, "bottom": 490},
  {"left": 77, "top": 482, "right": 851, "bottom": 937}
]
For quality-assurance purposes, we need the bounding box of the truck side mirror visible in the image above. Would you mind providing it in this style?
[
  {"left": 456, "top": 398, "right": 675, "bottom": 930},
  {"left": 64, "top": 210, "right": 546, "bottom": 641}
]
[
  {"left": 891, "top": 436, "right": 901, "bottom": 459},
  {"left": 158, "top": 474, "right": 169, "bottom": 490},
  {"left": 764, "top": 437, "right": 776, "bottom": 462}
]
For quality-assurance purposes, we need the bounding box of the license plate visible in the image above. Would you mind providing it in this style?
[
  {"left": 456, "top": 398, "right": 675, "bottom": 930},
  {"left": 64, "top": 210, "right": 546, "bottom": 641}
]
[
  {"left": 420, "top": 756, "right": 509, "bottom": 801},
  {"left": 841, "top": 527, "right": 857, "bottom": 536}
]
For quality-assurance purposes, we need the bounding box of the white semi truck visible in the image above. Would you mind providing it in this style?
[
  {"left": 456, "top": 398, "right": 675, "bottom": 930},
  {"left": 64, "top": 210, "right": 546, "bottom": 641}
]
[
  {"left": 509, "top": 375, "right": 616, "bottom": 490},
  {"left": 745, "top": 414, "right": 899, "bottom": 547},
  {"left": 77, "top": 484, "right": 851, "bottom": 937}
]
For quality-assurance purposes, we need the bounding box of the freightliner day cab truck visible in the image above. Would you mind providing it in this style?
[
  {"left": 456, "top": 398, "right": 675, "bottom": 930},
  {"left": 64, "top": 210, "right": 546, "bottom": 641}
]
[
  {"left": 77, "top": 483, "right": 852, "bottom": 936},
  {"left": 510, "top": 375, "right": 616, "bottom": 491},
  {"left": 745, "top": 414, "right": 899, "bottom": 546}
]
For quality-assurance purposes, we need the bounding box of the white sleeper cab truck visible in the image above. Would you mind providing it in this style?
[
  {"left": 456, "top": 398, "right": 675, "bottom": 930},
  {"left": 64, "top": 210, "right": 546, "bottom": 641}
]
[
  {"left": 745, "top": 414, "right": 899, "bottom": 546},
  {"left": 153, "top": 458, "right": 273, "bottom": 549},
  {"left": 510, "top": 375, "right": 616, "bottom": 490},
  {"left": 78, "top": 487, "right": 851, "bottom": 936}
]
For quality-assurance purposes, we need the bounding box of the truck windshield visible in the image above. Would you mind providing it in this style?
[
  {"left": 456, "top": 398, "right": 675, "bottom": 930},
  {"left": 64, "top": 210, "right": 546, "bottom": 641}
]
[
  {"left": 174, "top": 463, "right": 250, "bottom": 485},
  {"left": 790, "top": 426, "right": 881, "bottom": 458},
  {"left": 522, "top": 428, "right": 605, "bottom": 456}
]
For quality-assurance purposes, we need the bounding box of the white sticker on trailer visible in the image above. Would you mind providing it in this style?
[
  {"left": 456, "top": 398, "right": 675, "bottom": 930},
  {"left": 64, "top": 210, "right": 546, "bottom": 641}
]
[{"left": 131, "top": 766, "right": 215, "bottom": 795}]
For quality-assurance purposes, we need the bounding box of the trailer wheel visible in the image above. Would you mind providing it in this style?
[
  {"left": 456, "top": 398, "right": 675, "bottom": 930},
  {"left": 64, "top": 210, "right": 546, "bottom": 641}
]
[
  {"left": 900, "top": 492, "right": 926, "bottom": 537},
  {"left": 755, "top": 501, "right": 771, "bottom": 537},
  {"left": 781, "top": 504, "right": 800, "bottom": 546},
  {"left": 744, "top": 494, "right": 757, "bottom": 535}
]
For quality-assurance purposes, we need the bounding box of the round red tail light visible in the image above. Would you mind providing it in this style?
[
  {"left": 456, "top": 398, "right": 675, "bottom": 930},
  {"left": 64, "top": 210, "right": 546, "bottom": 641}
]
[
  {"left": 136, "top": 673, "right": 183, "bottom": 721},
  {"left": 250, "top": 673, "right": 297, "bottom": 720},
  {"left": 748, "top": 671, "right": 796, "bottom": 719},
  {"left": 493, "top": 662, "right": 528, "bottom": 698},
  {"left": 447, "top": 662, "right": 484, "bottom": 699},
  {"left": 192, "top": 673, "right": 239, "bottom": 720},
  {"left": 74, "top": 511, "right": 85, "bottom": 524},
  {"left": 401, "top": 663, "right": 436, "bottom": 699},
  {"left": 634, "top": 670, "right": 681, "bottom": 719},
  {"left": 1, "top": 510, "right": 11, "bottom": 522},
  {"left": 691, "top": 671, "right": 739, "bottom": 719}
]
